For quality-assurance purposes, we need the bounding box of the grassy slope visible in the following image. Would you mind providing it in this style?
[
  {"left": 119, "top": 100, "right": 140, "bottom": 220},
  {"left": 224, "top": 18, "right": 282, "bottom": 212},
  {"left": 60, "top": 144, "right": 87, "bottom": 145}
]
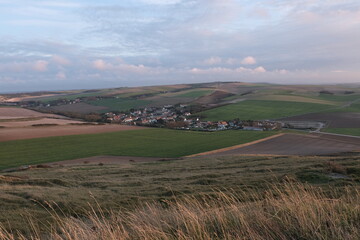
[
  {"left": 33, "top": 91, "right": 110, "bottom": 102},
  {"left": 326, "top": 102, "right": 360, "bottom": 113},
  {"left": 0, "top": 128, "right": 274, "bottom": 169},
  {"left": 174, "top": 89, "right": 213, "bottom": 98},
  {"left": 251, "top": 94, "right": 340, "bottom": 105},
  {"left": 1, "top": 154, "right": 360, "bottom": 234},
  {"left": 323, "top": 128, "right": 360, "bottom": 137},
  {"left": 198, "top": 100, "right": 333, "bottom": 121}
]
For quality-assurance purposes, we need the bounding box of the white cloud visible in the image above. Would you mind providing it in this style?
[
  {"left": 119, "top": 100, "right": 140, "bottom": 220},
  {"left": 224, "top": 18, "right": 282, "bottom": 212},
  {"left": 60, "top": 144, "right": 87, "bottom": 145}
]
[
  {"left": 254, "top": 66, "right": 266, "bottom": 73},
  {"left": 241, "top": 56, "right": 257, "bottom": 65},
  {"left": 203, "top": 56, "right": 222, "bottom": 65},
  {"left": 33, "top": 60, "right": 48, "bottom": 72},
  {"left": 92, "top": 59, "right": 110, "bottom": 70},
  {"left": 52, "top": 55, "right": 70, "bottom": 65}
]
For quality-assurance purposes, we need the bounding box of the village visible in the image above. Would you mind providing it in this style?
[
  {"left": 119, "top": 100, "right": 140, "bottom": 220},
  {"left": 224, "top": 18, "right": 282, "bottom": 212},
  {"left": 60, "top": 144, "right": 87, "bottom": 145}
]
[{"left": 104, "top": 104, "right": 282, "bottom": 131}]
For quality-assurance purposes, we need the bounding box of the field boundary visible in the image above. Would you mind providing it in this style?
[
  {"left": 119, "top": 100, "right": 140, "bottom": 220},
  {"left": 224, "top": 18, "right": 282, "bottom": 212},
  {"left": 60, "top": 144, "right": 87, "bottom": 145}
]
[{"left": 186, "top": 133, "right": 285, "bottom": 157}]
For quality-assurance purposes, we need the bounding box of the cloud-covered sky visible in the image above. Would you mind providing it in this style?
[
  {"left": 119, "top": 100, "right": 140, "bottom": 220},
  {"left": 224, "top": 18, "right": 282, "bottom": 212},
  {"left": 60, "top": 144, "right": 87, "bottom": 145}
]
[{"left": 0, "top": 0, "right": 359, "bottom": 92}]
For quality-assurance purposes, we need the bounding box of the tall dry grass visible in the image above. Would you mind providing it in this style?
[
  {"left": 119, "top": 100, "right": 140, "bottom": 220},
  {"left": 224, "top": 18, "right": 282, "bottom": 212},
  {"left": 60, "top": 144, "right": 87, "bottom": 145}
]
[{"left": 1, "top": 182, "right": 360, "bottom": 240}]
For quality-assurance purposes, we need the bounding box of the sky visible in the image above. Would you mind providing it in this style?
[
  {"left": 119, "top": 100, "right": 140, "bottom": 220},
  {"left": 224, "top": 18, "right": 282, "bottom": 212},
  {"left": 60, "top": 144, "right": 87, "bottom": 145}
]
[{"left": 0, "top": 0, "right": 360, "bottom": 92}]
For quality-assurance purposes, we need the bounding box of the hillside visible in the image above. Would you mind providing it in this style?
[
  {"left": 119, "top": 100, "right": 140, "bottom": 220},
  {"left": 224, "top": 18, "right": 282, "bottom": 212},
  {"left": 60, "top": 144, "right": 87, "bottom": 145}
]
[{"left": 1, "top": 153, "right": 360, "bottom": 236}]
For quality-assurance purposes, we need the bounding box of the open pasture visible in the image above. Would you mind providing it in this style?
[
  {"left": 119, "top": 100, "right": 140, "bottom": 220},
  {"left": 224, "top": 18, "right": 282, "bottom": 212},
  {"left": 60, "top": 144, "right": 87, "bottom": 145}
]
[
  {"left": 87, "top": 98, "right": 152, "bottom": 112},
  {"left": 198, "top": 100, "right": 333, "bottom": 121},
  {"left": 50, "top": 102, "right": 108, "bottom": 113},
  {"left": 0, "top": 124, "right": 144, "bottom": 142},
  {"left": 323, "top": 128, "right": 360, "bottom": 137},
  {"left": 0, "top": 129, "right": 274, "bottom": 169}
]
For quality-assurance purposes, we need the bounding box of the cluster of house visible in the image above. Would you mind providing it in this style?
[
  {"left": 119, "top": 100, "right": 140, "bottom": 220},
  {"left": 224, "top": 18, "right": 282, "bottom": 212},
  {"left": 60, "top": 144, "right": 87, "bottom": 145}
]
[
  {"left": 105, "top": 104, "right": 282, "bottom": 131},
  {"left": 105, "top": 104, "right": 190, "bottom": 125}
]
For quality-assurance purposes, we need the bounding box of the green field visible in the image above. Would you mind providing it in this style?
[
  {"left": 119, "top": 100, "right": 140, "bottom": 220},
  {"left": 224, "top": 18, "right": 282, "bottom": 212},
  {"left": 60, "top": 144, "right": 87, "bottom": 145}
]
[
  {"left": 197, "top": 100, "right": 333, "bottom": 121},
  {"left": 314, "top": 93, "right": 360, "bottom": 102},
  {"left": 0, "top": 129, "right": 275, "bottom": 170},
  {"left": 87, "top": 98, "right": 152, "bottom": 112},
  {"left": 34, "top": 91, "right": 110, "bottom": 102},
  {"left": 174, "top": 89, "right": 213, "bottom": 98},
  {"left": 322, "top": 128, "right": 360, "bottom": 137},
  {"left": 325, "top": 102, "right": 360, "bottom": 113}
]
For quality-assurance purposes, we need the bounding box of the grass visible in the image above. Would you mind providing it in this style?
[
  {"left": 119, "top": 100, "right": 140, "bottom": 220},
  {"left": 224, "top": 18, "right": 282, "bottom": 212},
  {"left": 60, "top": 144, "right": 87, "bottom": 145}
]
[
  {"left": 174, "top": 89, "right": 213, "bottom": 98},
  {"left": 323, "top": 128, "right": 360, "bottom": 137},
  {"left": 0, "top": 128, "right": 275, "bottom": 170},
  {"left": 87, "top": 98, "right": 152, "bottom": 112},
  {"left": 0, "top": 154, "right": 360, "bottom": 237},
  {"left": 253, "top": 94, "right": 339, "bottom": 105},
  {"left": 197, "top": 100, "right": 333, "bottom": 121},
  {"left": 326, "top": 102, "right": 360, "bottom": 113},
  {"left": 315, "top": 93, "right": 360, "bottom": 102},
  {"left": 8, "top": 183, "right": 360, "bottom": 240},
  {"left": 34, "top": 91, "right": 110, "bottom": 102}
]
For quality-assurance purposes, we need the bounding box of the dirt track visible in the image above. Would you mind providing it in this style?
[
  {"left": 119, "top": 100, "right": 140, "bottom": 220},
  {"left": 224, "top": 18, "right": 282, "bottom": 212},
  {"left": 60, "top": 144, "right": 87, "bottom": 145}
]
[
  {"left": 199, "top": 133, "right": 360, "bottom": 156},
  {"left": 49, "top": 155, "right": 170, "bottom": 166},
  {"left": 0, "top": 124, "right": 145, "bottom": 142}
]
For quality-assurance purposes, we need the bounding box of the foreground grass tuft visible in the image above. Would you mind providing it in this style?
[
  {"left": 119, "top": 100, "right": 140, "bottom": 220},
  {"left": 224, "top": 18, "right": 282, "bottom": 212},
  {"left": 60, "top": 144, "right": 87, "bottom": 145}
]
[{"left": 2, "top": 182, "right": 360, "bottom": 240}]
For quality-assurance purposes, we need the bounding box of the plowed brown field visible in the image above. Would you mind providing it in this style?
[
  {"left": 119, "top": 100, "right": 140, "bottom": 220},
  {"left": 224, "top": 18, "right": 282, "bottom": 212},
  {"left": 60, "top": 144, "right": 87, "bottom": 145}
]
[{"left": 198, "top": 133, "right": 360, "bottom": 156}]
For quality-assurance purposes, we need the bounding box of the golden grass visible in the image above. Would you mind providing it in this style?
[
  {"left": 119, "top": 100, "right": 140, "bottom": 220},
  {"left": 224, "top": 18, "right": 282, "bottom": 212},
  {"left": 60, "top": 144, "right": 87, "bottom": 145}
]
[{"left": 1, "top": 181, "right": 360, "bottom": 240}]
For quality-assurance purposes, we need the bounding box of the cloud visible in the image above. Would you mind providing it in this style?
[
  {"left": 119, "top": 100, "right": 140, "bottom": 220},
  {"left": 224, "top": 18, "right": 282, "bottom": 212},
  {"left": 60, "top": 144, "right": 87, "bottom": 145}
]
[
  {"left": 56, "top": 71, "right": 66, "bottom": 79},
  {"left": 52, "top": 55, "right": 70, "bottom": 65},
  {"left": 1, "top": 1, "right": 360, "bottom": 92},
  {"left": 254, "top": 66, "right": 266, "bottom": 73},
  {"left": 241, "top": 56, "right": 257, "bottom": 65},
  {"left": 33, "top": 60, "right": 48, "bottom": 72},
  {"left": 92, "top": 59, "right": 109, "bottom": 70},
  {"left": 0, "top": 60, "right": 48, "bottom": 72},
  {"left": 203, "top": 57, "right": 222, "bottom": 65}
]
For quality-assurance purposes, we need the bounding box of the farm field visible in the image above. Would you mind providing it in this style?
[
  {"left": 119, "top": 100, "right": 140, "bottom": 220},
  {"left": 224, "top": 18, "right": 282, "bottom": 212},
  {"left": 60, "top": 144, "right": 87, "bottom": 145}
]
[
  {"left": 0, "top": 129, "right": 275, "bottom": 170},
  {"left": 1, "top": 153, "right": 360, "bottom": 234},
  {"left": 0, "top": 124, "right": 144, "bottom": 142},
  {"left": 251, "top": 94, "right": 340, "bottom": 105},
  {"left": 0, "top": 117, "right": 84, "bottom": 128},
  {"left": 0, "top": 107, "right": 65, "bottom": 119},
  {"left": 323, "top": 128, "right": 360, "bottom": 137},
  {"left": 197, "top": 100, "right": 333, "bottom": 121},
  {"left": 87, "top": 98, "right": 152, "bottom": 112},
  {"left": 203, "top": 133, "right": 360, "bottom": 156},
  {"left": 173, "top": 89, "right": 213, "bottom": 98},
  {"left": 50, "top": 102, "right": 108, "bottom": 113},
  {"left": 280, "top": 112, "right": 360, "bottom": 128},
  {"left": 327, "top": 102, "right": 360, "bottom": 113}
]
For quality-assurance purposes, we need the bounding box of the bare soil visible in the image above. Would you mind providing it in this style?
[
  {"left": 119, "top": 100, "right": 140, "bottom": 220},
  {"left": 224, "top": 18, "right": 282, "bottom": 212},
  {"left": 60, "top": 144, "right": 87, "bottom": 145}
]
[
  {"left": 279, "top": 112, "right": 360, "bottom": 128},
  {"left": 0, "top": 124, "right": 145, "bottom": 142},
  {"left": 200, "top": 133, "right": 360, "bottom": 156}
]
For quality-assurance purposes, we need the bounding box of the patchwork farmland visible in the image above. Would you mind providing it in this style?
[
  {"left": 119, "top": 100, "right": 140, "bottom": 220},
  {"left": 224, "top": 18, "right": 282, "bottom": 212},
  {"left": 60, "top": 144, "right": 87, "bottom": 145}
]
[{"left": 1, "top": 82, "right": 360, "bottom": 238}]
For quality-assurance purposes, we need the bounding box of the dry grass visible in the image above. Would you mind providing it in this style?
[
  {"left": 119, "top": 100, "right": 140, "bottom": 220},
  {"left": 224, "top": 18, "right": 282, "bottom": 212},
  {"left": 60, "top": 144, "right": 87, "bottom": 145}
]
[{"left": 1, "top": 181, "right": 360, "bottom": 240}]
